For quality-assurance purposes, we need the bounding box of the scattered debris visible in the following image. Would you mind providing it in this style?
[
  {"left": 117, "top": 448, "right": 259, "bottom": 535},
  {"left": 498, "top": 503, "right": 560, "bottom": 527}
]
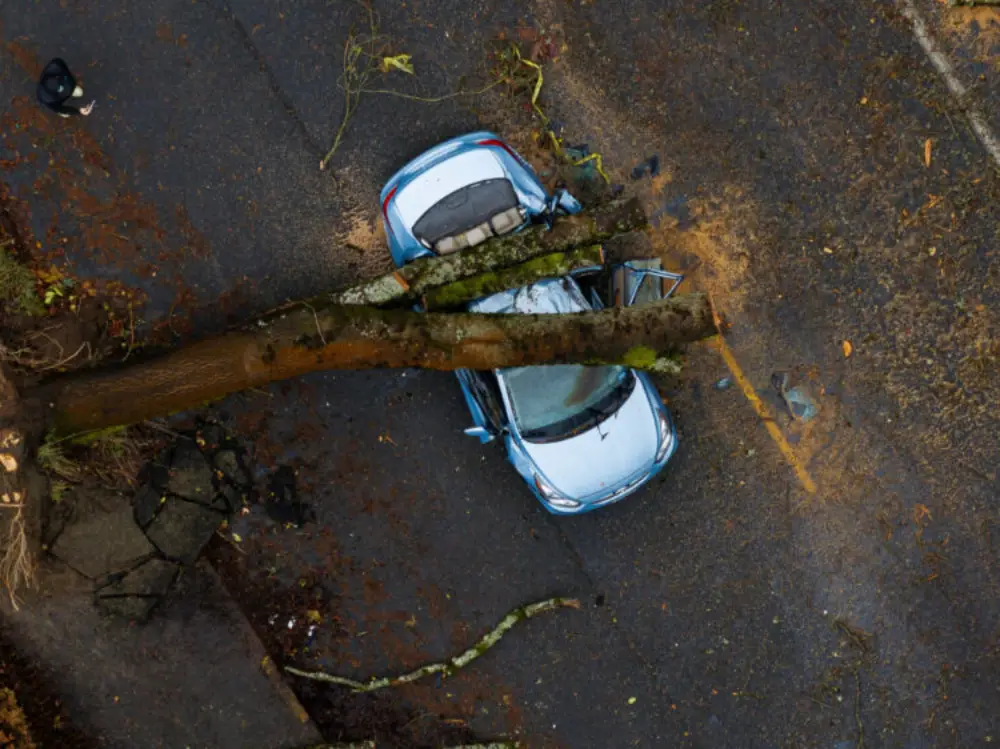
[
  {"left": 771, "top": 372, "right": 819, "bottom": 423},
  {"left": 493, "top": 44, "right": 610, "bottom": 182},
  {"left": 319, "top": 4, "right": 499, "bottom": 171},
  {"left": 714, "top": 376, "right": 732, "bottom": 390},
  {"left": 631, "top": 155, "right": 661, "bottom": 180},
  {"left": 286, "top": 597, "right": 580, "bottom": 691},
  {"left": 924, "top": 138, "right": 933, "bottom": 168},
  {"left": 842, "top": 340, "right": 853, "bottom": 358}
]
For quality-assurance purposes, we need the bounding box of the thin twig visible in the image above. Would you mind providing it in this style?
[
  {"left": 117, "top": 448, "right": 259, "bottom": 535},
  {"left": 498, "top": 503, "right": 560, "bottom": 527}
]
[
  {"left": 854, "top": 669, "right": 865, "bottom": 749},
  {"left": 362, "top": 78, "right": 502, "bottom": 103},
  {"left": 301, "top": 302, "right": 327, "bottom": 346},
  {"left": 35, "top": 341, "right": 91, "bottom": 372},
  {"left": 286, "top": 597, "right": 579, "bottom": 691}
]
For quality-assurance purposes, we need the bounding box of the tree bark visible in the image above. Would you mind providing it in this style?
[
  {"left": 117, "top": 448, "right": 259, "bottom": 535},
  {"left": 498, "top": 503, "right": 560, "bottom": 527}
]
[
  {"left": 330, "top": 198, "right": 645, "bottom": 306},
  {"left": 40, "top": 293, "right": 713, "bottom": 436}
]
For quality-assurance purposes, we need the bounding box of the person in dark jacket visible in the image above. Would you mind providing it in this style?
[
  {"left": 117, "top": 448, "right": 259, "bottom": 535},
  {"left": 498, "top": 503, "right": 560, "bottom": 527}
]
[{"left": 36, "top": 58, "right": 95, "bottom": 117}]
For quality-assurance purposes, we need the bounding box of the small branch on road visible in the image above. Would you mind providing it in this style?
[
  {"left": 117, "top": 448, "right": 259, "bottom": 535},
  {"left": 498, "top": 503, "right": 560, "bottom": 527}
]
[{"left": 286, "top": 597, "right": 580, "bottom": 692}]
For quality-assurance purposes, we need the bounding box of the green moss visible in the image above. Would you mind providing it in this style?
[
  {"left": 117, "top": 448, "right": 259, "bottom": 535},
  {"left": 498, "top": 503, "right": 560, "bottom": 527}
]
[
  {"left": 68, "top": 425, "right": 128, "bottom": 446},
  {"left": 622, "top": 345, "right": 659, "bottom": 369},
  {"left": 0, "top": 250, "right": 44, "bottom": 316},
  {"left": 424, "top": 245, "right": 603, "bottom": 309}
]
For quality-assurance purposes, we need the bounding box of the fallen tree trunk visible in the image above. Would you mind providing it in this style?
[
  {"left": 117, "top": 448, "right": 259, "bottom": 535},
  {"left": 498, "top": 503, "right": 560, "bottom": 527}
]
[
  {"left": 40, "top": 293, "right": 713, "bottom": 436},
  {"left": 331, "top": 198, "right": 645, "bottom": 306}
]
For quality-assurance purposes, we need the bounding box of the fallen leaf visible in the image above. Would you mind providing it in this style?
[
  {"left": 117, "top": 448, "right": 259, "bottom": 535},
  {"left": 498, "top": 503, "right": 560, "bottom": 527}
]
[
  {"left": 306, "top": 609, "right": 322, "bottom": 624},
  {"left": 842, "top": 340, "right": 853, "bottom": 358},
  {"left": 924, "top": 138, "right": 932, "bottom": 168},
  {"left": 913, "top": 504, "right": 932, "bottom": 524},
  {"left": 628, "top": 696, "right": 637, "bottom": 705}
]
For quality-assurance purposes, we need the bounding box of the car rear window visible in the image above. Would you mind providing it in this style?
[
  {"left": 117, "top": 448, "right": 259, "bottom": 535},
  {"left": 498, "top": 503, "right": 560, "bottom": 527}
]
[{"left": 412, "top": 178, "right": 519, "bottom": 247}]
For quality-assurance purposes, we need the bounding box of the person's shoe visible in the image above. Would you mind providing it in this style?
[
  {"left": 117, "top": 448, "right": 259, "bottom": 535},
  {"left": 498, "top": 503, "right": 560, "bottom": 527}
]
[{"left": 80, "top": 100, "right": 95, "bottom": 116}]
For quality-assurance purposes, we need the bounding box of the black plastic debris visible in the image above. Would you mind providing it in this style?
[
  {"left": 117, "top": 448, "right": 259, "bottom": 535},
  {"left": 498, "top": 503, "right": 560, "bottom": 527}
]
[{"left": 631, "top": 154, "right": 660, "bottom": 180}]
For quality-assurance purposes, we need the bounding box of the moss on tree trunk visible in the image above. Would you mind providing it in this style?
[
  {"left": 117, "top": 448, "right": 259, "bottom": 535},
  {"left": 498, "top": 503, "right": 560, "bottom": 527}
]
[
  {"left": 331, "top": 198, "right": 646, "bottom": 307},
  {"left": 422, "top": 245, "right": 604, "bottom": 310}
]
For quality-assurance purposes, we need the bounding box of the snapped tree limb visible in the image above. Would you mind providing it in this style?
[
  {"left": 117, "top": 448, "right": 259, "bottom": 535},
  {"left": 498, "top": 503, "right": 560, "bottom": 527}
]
[
  {"left": 41, "top": 293, "right": 713, "bottom": 436},
  {"left": 331, "top": 198, "right": 646, "bottom": 307},
  {"left": 285, "top": 597, "right": 580, "bottom": 692}
]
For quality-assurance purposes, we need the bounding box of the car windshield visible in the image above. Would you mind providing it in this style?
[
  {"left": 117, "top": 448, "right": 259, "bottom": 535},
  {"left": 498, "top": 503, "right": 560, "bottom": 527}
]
[{"left": 502, "top": 365, "right": 635, "bottom": 443}]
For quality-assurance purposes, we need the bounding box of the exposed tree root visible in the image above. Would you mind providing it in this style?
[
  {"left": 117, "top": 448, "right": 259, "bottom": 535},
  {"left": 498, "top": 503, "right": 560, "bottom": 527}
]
[
  {"left": 0, "top": 500, "right": 33, "bottom": 610},
  {"left": 286, "top": 597, "right": 580, "bottom": 692}
]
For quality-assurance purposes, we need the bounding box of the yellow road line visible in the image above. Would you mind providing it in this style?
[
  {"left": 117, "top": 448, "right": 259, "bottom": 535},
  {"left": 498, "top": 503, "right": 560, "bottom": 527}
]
[{"left": 713, "top": 336, "right": 817, "bottom": 494}]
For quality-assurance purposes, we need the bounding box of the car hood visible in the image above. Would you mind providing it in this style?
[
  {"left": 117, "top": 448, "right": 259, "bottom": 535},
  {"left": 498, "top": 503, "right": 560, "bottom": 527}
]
[
  {"left": 519, "top": 382, "right": 659, "bottom": 500},
  {"left": 468, "top": 278, "right": 589, "bottom": 314}
]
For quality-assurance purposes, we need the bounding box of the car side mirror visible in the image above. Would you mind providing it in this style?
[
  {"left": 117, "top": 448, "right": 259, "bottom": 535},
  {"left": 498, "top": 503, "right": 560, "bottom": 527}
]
[{"left": 464, "top": 426, "right": 495, "bottom": 444}]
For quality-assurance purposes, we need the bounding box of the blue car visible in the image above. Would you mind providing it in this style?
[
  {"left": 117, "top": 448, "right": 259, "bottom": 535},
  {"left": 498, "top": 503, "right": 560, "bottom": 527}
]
[
  {"left": 380, "top": 132, "right": 678, "bottom": 514},
  {"left": 380, "top": 131, "right": 580, "bottom": 267}
]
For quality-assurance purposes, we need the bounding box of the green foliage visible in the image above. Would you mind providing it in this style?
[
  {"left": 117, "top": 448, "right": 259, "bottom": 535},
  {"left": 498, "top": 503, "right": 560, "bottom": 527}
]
[
  {"left": 0, "top": 250, "right": 44, "bottom": 316},
  {"left": 36, "top": 435, "right": 83, "bottom": 482}
]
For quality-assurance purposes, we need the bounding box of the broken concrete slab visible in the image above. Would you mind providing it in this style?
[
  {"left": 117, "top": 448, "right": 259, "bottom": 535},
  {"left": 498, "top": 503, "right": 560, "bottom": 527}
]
[
  {"left": 133, "top": 484, "right": 164, "bottom": 529},
  {"left": 95, "top": 557, "right": 180, "bottom": 620},
  {"left": 213, "top": 449, "right": 250, "bottom": 487},
  {"left": 98, "top": 557, "right": 179, "bottom": 598},
  {"left": 218, "top": 482, "right": 247, "bottom": 514},
  {"left": 95, "top": 594, "right": 160, "bottom": 621},
  {"left": 144, "top": 498, "right": 225, "bottom": 564},
  {"left": 50, "top": 502, "right": 155, "bottom": 580},
  {"left": 165, "top": 441, "right": 214, "bottom": 503}
]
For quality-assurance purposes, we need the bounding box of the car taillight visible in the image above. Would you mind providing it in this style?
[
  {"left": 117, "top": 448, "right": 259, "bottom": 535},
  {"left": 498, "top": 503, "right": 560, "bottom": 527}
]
[
  {"left": 476, "top": 138, "right": 524, "bottom": 165},
  {"left": 381, "top": 185, "right": 398, "bottom": 237}
]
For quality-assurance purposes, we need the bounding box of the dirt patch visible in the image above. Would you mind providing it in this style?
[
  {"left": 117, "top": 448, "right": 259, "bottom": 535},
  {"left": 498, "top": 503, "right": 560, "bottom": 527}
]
[
  {"left": 936, "top": 0, "right": 1000, "bottom": 54},
  {"left": 0, "top": 627, "right": 97, "bottom": 748}
]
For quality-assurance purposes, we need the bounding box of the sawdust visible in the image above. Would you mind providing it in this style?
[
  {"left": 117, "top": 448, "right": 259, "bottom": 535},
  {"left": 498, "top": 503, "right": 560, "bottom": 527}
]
[
  {"left": 936, "top": 0, "right": 1000, "bottom": 56},
  {"left": 341, "top": 212, "right": 386, "bottom": 256},
  {"left": 646, "top": 186, "right": 760, "bottom": 318}
]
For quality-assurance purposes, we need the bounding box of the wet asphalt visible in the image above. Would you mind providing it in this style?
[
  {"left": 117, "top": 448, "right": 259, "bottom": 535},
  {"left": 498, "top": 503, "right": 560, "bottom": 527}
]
[{"left": 3, "top": 0, "right": 1000, "bottom": 747}]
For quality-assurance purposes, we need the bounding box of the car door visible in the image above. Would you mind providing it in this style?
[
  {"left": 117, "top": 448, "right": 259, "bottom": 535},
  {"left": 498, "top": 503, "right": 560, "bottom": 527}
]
[{"left": 455, "top": 369, "right": 505, "bottom": 442}]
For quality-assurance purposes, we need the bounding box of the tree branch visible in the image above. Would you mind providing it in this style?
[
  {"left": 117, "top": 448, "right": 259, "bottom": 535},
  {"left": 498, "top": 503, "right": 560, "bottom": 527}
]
[
  {"left": 331, "top": 198, "right": 646, "bottom": 307},
  {"left": 285, "top": 597, "right": 580, "bottom": 692},
  {"left": 422, "top": 245, "right": 604, "bottom": 311}
]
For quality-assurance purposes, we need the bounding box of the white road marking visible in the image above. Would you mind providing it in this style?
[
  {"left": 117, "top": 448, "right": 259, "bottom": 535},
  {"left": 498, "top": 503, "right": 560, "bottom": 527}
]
[{"left": 898, "top": 0, "right": 1000, "bottom": 168}]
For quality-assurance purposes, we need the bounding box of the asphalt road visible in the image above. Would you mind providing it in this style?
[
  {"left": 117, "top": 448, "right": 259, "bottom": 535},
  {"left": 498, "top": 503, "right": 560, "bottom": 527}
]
[{"left": 3, "top": 0, "right": 1000, "bottom": 747}]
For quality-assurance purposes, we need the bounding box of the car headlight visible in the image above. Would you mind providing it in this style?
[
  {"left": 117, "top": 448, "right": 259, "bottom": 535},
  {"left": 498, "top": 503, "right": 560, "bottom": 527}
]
[
  {"left": 533, "top": 474, "right": 581, "bottom": 509},
  {"left": 654, "top": 409, "right": 675, "bottom": 462}
]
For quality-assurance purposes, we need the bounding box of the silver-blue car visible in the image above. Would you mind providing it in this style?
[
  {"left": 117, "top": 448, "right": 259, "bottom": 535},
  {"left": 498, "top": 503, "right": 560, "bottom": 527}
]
[{"left": 380, "top": 132, "right": 678, "bottom": 514}]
